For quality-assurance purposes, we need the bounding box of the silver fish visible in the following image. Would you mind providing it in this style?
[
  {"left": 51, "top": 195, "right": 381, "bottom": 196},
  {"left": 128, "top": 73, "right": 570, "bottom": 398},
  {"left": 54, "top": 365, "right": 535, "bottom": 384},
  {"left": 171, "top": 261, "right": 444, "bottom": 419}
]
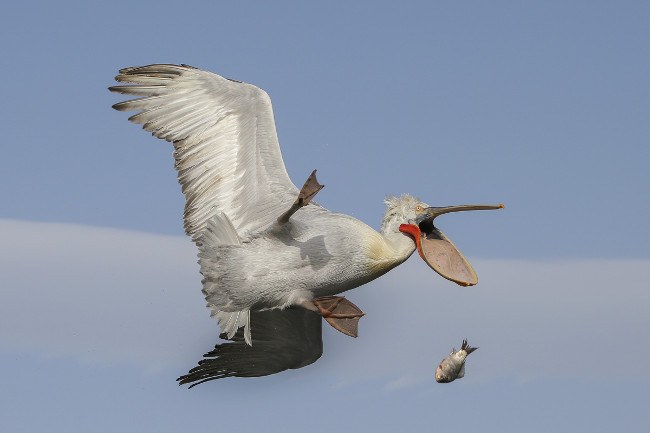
[{"left": 435, "top": 339, "right": 478, "bottom": 383}]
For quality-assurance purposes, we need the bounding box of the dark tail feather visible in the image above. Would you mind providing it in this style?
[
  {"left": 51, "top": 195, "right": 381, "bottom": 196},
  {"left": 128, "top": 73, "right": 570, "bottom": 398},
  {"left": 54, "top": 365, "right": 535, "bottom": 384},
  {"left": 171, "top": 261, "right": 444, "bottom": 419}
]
[
  {"left": 177, "top": 308, "right": 323, "bottom": 388},
  {"left": 461, "top": 339, "right": 478, "bottom": 355}
]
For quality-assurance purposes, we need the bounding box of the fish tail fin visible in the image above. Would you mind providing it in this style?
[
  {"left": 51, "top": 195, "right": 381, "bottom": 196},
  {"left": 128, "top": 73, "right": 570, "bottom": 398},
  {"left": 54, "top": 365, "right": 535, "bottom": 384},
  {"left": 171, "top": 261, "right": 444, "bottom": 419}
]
[{"left": 461, "top": 339, "right": 478, "bottom": 355}]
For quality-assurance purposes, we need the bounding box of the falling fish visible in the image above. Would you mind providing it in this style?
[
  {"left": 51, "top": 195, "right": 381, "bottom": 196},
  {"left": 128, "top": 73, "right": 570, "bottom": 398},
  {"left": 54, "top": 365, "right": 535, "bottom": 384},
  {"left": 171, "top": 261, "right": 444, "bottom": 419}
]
[{"left": 435, "top": 339, "right": 478, "bottom": 383}]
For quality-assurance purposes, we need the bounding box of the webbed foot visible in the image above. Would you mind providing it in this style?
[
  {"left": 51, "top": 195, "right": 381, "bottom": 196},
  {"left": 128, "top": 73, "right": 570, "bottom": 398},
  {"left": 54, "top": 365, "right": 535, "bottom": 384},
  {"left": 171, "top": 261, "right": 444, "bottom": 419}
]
[
  {"left": 313, "top": 296, "right": 365, "bottom": 338},
  {"left": 277, "top": 169, "right": 324, "bottom": 224}
]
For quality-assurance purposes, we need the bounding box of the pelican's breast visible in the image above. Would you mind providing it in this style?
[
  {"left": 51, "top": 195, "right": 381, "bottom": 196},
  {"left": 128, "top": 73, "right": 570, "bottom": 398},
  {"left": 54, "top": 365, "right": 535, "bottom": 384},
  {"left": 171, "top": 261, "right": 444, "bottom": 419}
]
[
  {"left": 366, "top": 232, "right": 396, "bottom": 265},
  {"left": 363, "top": 227, "right": 415, "bottom": 274}
]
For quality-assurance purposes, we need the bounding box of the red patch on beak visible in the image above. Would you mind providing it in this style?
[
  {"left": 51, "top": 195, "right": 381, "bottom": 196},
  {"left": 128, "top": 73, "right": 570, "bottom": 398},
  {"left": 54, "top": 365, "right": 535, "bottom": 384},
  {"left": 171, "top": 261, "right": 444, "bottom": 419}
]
[{"left": 399, "top": 223, "right": 424, "bottom": 259}]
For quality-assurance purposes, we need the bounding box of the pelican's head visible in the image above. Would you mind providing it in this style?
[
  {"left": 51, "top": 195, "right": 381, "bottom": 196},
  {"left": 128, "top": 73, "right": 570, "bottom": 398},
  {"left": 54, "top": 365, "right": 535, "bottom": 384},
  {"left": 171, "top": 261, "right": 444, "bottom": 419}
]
[
  {"left": 382, "top": 194, "right": 503, "bottom": 286},
  {"left": 381, "top": 194, "right": 429, "bottom": 231}
]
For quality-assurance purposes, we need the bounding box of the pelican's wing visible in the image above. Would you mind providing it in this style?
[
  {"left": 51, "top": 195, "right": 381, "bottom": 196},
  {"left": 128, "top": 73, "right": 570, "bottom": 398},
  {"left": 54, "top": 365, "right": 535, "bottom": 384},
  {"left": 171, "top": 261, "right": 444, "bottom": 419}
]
[
  {"left": 177, "top": 307, "right": 323, "bottom": 387},
  {"left": 110, "top": 64, "right": 299, "bottom": 239}
]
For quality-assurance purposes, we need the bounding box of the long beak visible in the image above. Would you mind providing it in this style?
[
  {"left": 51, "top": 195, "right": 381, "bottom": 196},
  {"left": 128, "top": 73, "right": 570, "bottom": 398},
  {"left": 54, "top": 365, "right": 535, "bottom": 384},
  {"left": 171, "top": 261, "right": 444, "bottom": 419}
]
[
  {"left": 401, "top": 203, "right": 504, "bottom": 286},
  {"left": 416, "top": 204, "right": 504, "bottom": 224}
]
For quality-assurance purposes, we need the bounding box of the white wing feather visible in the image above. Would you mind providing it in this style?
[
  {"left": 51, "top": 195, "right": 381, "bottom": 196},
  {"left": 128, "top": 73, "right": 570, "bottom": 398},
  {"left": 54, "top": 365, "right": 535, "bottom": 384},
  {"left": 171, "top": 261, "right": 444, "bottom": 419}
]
[{"left": 110, "top": 64, "right": 299, "bottom": 240}]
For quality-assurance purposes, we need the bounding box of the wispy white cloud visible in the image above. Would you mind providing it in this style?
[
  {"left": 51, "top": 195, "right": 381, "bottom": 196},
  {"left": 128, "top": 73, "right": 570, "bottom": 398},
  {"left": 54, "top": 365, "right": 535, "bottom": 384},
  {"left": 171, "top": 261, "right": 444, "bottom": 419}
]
[
  {"left": 0, "top": 219, "right": 213, "bottom": 373},
  {"left": 2, "top": 219, "right": 648, "bottom": 386}
]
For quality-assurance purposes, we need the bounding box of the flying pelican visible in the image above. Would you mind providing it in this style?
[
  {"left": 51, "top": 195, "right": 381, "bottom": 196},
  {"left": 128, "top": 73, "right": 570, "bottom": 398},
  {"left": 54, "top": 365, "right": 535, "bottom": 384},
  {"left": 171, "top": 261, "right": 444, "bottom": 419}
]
[{"left": 110, "top": 64, "right": 503, "bottom": 387}]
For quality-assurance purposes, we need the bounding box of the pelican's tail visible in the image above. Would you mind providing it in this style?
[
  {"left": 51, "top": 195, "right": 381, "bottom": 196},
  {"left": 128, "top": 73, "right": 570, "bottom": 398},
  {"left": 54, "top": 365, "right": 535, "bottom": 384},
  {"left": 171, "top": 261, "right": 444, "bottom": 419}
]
[{"left": 198, "top": 213, "right": 252, "bottom": 346}]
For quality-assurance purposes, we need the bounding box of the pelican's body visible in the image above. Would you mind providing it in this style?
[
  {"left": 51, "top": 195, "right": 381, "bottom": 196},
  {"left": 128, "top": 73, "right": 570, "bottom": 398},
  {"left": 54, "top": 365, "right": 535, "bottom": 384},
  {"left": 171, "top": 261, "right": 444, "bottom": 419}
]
[
  {"left": 110, "top": 64, "right": 502, "bottom": 386},
  {"left": 201, "top": 206, "right": 414, "bottom": 312}
]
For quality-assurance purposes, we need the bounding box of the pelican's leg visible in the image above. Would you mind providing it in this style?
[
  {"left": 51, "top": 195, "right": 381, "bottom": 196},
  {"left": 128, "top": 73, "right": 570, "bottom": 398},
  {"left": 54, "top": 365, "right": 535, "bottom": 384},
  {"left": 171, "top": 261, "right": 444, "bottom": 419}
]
[
  {"left": 277, "top": 169, "right": 324, "bottom": 224},
  {"left": 310, "top": 296, "right": 365, "bottom": 338}
]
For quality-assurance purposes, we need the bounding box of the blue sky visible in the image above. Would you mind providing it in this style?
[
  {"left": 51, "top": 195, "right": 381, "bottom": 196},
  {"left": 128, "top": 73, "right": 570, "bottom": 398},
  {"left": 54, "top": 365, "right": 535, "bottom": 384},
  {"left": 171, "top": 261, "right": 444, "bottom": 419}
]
[{"left": 1, "top": 1, "right": 649, "bottom": 432}]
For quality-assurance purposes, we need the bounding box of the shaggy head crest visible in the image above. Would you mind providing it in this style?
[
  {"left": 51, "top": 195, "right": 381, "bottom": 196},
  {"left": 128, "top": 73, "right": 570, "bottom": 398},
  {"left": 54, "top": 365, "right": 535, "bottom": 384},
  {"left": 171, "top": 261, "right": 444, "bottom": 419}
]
[{"left": 380, "top": 194, "right": 427, "bottom": 234}]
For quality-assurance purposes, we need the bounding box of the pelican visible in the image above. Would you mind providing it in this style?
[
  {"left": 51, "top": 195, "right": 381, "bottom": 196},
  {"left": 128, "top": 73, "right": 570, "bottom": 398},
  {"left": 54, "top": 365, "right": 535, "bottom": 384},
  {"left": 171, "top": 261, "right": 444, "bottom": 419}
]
[{"left": 110, "top": 64, "right": 503, "bottom": 387}]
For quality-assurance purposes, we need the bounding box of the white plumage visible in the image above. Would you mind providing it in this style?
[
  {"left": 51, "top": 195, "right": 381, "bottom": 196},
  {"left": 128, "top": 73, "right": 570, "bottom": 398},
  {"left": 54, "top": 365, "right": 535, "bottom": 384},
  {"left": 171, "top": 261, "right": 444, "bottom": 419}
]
[{"left": 111, "top": 64, "right": 298, "bottom": 241}]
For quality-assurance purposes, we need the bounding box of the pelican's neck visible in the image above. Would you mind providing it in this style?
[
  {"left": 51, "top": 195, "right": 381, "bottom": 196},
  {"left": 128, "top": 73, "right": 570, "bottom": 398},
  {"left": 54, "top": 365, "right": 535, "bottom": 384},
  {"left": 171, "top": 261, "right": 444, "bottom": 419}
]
[
  {"left": 366, "top": 194, "right": 420, "bottom": 266},
  {"left": 380, "top": 208, "right": 405, "bottom": 236},
  {"left": 383, "top": 230, "right": 417, "bottom": 261},
  {"left": 365, "top": 225, "right": 416, "bottom": 268}
]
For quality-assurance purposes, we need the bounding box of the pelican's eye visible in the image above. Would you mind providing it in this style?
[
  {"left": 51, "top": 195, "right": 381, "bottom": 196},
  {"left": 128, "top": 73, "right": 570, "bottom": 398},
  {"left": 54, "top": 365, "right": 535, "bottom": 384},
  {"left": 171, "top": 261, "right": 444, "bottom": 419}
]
[{"left": 415, "top": 205, "right": 424, "bottom": 214}]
